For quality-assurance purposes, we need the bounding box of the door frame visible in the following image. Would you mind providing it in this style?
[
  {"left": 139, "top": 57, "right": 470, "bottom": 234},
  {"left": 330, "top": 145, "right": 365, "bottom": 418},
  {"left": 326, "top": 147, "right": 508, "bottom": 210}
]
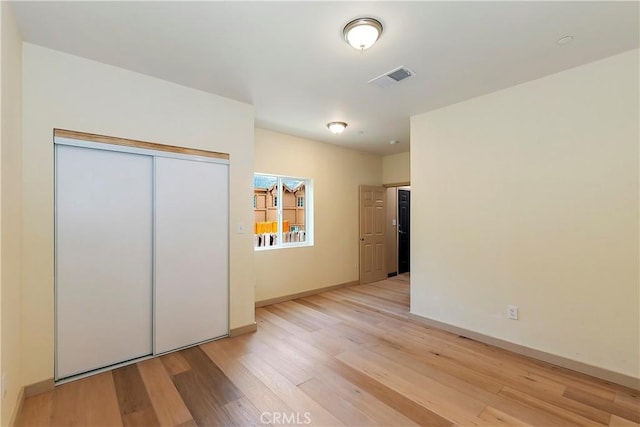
[{"left": 383, "top": 182, "right": 410, "bottom": 277}]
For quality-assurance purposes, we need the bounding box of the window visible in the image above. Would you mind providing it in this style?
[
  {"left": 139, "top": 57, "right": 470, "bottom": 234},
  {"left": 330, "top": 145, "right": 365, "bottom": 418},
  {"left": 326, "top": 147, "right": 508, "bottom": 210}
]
[{"left": 254, "top": 174, "right": 313, "bottom": 249}]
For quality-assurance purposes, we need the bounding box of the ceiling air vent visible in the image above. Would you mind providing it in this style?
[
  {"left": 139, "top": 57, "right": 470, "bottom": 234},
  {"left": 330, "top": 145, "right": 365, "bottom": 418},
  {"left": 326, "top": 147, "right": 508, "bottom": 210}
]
[{"left": 368, "top": 66, "right": 415, "bottom": 88}]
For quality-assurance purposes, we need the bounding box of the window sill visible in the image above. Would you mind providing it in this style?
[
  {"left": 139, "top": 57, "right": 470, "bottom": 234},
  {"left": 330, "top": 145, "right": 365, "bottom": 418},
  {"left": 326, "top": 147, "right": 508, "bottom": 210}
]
[{"left": 254, "top": 242, "right": 313, "bottom": 252}]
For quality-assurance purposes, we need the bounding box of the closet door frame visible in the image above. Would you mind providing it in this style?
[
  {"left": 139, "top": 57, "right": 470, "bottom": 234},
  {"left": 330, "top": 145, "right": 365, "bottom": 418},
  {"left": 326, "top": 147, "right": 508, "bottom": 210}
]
[{"left": 54, "top": 129, "right": 230, "bottom": 382}]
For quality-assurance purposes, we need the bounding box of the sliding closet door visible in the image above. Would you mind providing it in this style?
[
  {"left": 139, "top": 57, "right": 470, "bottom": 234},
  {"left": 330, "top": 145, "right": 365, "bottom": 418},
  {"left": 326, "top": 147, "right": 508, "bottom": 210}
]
[
  {"left": 55, "top": 144, "right": 153, "bottom": 379},
  {"left": 154, "top": 157, "right": 229, "bottom": 354}
]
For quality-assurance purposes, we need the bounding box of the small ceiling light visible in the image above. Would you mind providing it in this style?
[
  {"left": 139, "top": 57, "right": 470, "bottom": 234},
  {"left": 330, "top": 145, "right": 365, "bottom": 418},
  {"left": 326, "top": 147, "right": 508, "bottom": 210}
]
[
  {"left": 343, "top": 18, "right": 383, "bottom": 51},
  {"left": 389, "top": 140, "right": 400, "bottom": 145},
  {"left": 327, "top": 121, "right": 348, "bottom": 134},
  {"left": 557, "top": 35, "right": 574, "bottom": 45}
]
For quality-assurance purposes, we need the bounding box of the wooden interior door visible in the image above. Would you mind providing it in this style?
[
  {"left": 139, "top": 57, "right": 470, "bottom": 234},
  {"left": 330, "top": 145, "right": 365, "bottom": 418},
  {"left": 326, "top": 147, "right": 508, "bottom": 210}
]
[{"left": 359, "top": 185, "right": 387, "bottom": 284}]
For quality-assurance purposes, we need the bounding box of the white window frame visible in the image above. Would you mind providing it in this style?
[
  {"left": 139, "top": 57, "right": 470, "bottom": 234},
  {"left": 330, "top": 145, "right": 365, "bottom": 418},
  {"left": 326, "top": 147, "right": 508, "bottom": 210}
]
[{"left": 254, "top": 173, "right": 314, "bottom": 251}]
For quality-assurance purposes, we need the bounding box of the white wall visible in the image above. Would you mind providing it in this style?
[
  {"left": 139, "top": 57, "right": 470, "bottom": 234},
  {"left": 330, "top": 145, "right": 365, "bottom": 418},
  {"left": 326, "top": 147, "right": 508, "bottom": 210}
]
[
  {"left": 382, "top": 152, "right": 410, "bottom": 185},
  {"left": 22, "top": 44, "right": 255, "bottom": 386},
  {"left": 410, "top": 50, "right": 639, "bottom": 379},
  {"left": 254, "top": 128, "right": 382, "bottom": 302},
  {"left": 0, "top": 2, "right": 23, "bottom": 423}
]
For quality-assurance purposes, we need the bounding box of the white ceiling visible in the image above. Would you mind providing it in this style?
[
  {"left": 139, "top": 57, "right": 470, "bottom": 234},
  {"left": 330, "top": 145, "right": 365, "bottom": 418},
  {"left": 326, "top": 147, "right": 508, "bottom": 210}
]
[{"left": 12, "top": 1, "right": 639, "bottom": 155}]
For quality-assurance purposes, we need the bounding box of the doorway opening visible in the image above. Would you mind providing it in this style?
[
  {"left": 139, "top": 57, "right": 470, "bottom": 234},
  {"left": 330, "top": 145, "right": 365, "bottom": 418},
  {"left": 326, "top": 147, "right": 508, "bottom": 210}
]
[
  {"left": 385, "top": 185, "right": 410, "bottom": 278},
  {"left": 398, "top": 188, "right": 410, "bottom": 274}
]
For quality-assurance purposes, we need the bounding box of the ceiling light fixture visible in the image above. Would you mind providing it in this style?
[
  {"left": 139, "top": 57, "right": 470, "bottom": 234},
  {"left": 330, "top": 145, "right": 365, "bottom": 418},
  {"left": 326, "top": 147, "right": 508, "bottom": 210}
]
[
  {"left": 343, "top": 18, "right": 383, "bottom": 51},
  {"left": 327, "top": 121, "right": 348, "bottom": 134},
  {"left": 389, "top": 140, "right": 400, "bottom": 145}
]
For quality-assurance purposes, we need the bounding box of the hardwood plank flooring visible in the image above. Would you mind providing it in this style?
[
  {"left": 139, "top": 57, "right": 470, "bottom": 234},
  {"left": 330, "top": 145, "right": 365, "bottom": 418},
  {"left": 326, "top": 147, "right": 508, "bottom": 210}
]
[
  {"left": 16, "top": 274, "right": 640, "bottom": 426},
  {"left": 83, "top": 372, "right": 123, "bottom": 427},
  {"left": 171, "top": 369, "right": 235, "bottom": 427},
  {"left": 138, "top": 358, "right": 193, "bottom": 426},
  {"left": 13, "top": 392, "right": 53, "bottom": 427},
  {"left": 112, "top": 364, "right": 160, "bottom": 426}
]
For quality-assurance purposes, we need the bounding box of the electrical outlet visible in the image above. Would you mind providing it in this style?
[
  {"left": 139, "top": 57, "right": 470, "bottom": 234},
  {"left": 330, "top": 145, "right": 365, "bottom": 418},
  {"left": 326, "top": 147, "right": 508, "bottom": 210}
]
[
  {"left": 2, "top": 372, "right": 7, "bottom": 400},
  {"left": 507, "top": 305, "right": 519, "bottom": 320}
]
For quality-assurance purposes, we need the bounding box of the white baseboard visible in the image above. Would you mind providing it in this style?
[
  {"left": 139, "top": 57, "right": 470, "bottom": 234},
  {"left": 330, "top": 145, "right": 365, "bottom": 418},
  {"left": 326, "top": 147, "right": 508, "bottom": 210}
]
[
  {"left": 256, "top": 280, "right": 359, "bottom": 307},
  {"left": 409, "top": 312, "right": 640, "bottom": 391}
]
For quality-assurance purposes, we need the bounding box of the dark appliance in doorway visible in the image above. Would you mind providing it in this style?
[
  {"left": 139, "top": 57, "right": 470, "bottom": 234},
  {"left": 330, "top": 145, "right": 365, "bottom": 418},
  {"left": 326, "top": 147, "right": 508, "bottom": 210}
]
[{"left": 398, "top": 189, "right": 410, "bottom": 274}]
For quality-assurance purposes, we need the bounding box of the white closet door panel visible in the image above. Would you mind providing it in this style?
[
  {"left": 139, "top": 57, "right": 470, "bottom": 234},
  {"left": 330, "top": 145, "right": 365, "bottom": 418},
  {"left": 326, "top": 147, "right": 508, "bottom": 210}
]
[
  {"left": 154, "top": 157, "right": 229, "bottom": 354},
  {"left": 55, "top": 145, "right": 153, "bottom": 379}
]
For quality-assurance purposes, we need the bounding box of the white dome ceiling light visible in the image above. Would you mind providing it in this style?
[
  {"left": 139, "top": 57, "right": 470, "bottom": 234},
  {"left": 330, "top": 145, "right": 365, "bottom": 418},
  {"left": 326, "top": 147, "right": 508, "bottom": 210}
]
[
  {"left": 343, "top": 18, "right": 383, "bottom": 51},
  {"left": 327, "top": 121, "right": 348, "bottom": 134}
]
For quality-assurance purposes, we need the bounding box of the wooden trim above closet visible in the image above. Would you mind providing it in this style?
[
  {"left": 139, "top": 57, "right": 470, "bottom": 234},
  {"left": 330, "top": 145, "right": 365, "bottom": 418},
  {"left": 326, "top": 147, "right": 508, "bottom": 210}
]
[
  {"left": 383, "top": 182, "right": 410, "bottom": 188},
  {"left": 54, "top": 129, "right": 230, "bottom": 160}
]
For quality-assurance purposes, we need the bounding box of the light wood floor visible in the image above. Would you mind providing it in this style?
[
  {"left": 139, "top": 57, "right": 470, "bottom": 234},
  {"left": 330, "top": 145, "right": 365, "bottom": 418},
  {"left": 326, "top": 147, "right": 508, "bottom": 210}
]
[{"left": 16, "top": 274, "right": 640, "bottom": 426}]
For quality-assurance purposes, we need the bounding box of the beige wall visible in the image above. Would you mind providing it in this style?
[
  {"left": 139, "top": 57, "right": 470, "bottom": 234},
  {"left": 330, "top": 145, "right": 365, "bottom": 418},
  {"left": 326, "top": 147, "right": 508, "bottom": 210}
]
[
  {"left": 410, "top": 50, "right": 639, "bottom": 379},
  {"left": 382, "top": 152, "right": 410, "bottom": 185},
  {"left": 21, "top": 44, "right": 256, "bottom": 386},
  {"left": 385, "top": 187, "right": 397, "bottom": 275},
  {"left": 254, "top": 128, "right": 382, "bottom": 302},
  {"left": 1, "top": 2, "right": 23, "bottom": 423}
]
